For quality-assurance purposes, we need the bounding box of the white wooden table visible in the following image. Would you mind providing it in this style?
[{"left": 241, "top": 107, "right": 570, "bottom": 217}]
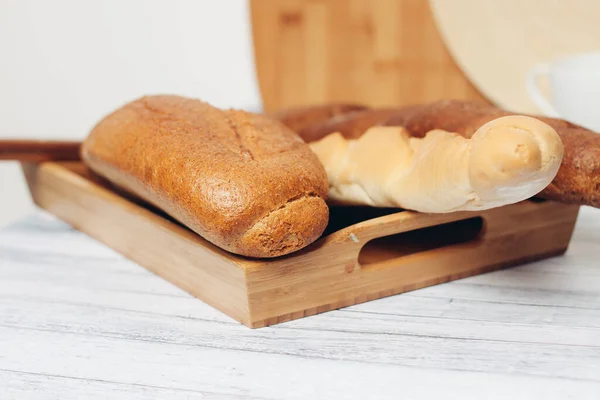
[{"left": 1, "top": 208, "right": 600, "bottom": 400}]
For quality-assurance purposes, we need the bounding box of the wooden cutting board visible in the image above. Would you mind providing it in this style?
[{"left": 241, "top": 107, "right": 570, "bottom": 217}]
[
  {"left": 430, "top": 0, "right": 600, "bottom": 113},
  {"left": 23, "top": 161, "right": 580, "bottom": 328},
  {"left": 251, "top": 0, "right": 486, "bottom": 111}
]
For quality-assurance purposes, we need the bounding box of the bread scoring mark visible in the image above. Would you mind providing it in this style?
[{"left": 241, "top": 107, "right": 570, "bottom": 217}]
[
  {"left": 270, "top": 192, "right": 319, "bottom": 217},
  {"left": 248, "top": 191, "right": 319, "bottom": 233},
  {"left": 140, "top": 98, "right": 258, "bottom": 161},
  {"left": 225, "top": 114, "right": 255, "bottom": 161},
  {"left": 140, "top": 97, "right": 179, "bottom": 121}
]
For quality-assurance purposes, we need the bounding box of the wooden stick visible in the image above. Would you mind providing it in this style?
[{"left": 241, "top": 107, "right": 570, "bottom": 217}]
[{"left": 0, "top": 140, "right": 81, "bottom": 162}]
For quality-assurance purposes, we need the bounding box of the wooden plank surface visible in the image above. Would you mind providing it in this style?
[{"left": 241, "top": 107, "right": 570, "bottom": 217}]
[
  {"left": 251, "top": 0, "right": 486, "bottom": 111},
  {"left": 22, "top": 161, "right": 253, "bottom": 325},
  {"left": 22, "top": 162, "right": 580, "bottom": 328},
  {"left": 1, "top": 208, "right": 599, "bottom": 398}
]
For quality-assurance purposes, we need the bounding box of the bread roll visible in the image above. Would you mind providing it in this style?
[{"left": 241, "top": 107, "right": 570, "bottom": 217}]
[
  {"left": 81, "top": 95, "right": 329, "bottom": 258},
  {"left": 310, "top": 116, "right": 563, "bottom": 213}
]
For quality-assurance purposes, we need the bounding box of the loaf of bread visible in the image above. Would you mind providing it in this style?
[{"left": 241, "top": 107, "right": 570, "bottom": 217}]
[
  {"left": 310, "top": 116, "right": 563, "bottom": 212},
  {"left": 269, "top": 103, "right": 369, "bottom": 139},
  {"left": 81, "top": 95, "right": 329, "bottom": 258},
  {"left": 299, "top": 108, "right": 401, "bottom": 143},
  {"left": 278, "top": 100, "right": 600, "bottom": 208},
  {"left": 383, "top": 100, "right": 600, "bottom": 208}
]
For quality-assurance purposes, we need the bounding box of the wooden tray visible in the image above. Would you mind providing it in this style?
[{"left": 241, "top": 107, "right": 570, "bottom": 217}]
[{"left": 22, "top": 162, "right": 580, "bottom": 328}]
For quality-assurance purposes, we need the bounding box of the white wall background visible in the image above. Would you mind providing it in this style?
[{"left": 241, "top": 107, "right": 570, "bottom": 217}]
[{"left": 0, "top": 0, "right": 262, "bottom": 226}]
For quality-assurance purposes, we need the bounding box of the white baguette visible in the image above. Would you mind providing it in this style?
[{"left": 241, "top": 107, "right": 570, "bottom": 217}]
[{"left": 309, "top": 115, "right": 564, "bottom": 213}]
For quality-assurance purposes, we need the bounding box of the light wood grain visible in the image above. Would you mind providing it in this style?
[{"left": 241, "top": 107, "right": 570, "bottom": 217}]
[
  {"left": 250, "top": 0, "right": 486, "bottom": 111},
  {"left": 1, "top": 207, "right": 599, "bottom": 399},
  {"left": 430, "top": 0, "right": 600, "bottom": 113},
  {"left": 21, "top": 161, "right": 580, "bottom": 328},
  {"left": 0, "top": 370, "right": 235, "bottom": 400},
  {"left": 22, "top": 162, "right": 251, "bottom": 325}
]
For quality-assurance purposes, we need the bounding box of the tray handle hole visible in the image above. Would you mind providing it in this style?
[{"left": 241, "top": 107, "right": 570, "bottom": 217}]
[{"left": 358, "top": 216, "right": 485, "bottom": 270}]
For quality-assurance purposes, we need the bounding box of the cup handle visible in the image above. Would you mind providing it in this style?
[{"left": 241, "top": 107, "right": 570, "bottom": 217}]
[{"left": 526, "top": 64, "right": 560, "bottom": 117}]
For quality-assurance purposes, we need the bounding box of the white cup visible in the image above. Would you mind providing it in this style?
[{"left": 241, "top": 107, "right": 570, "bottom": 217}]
[{"left": 526, "top": 52, "right": 600, "bottom": 132}]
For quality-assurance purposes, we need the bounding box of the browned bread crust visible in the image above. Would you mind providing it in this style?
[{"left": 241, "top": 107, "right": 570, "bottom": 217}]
[
  {"left": 270, "top": 103, "right": 369, "bottom": 138},
  {"left": 382, "top": 100, "right": 600, "bottom": 208},
  {"left": 81, "top": 95, "right": 329, "bottom": 258},
  {"left": 299, "top": 108, "right": 401, "bottom": 143},
  {"left": 283, "top": 99, "right": 600, "bottom": 208}
]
